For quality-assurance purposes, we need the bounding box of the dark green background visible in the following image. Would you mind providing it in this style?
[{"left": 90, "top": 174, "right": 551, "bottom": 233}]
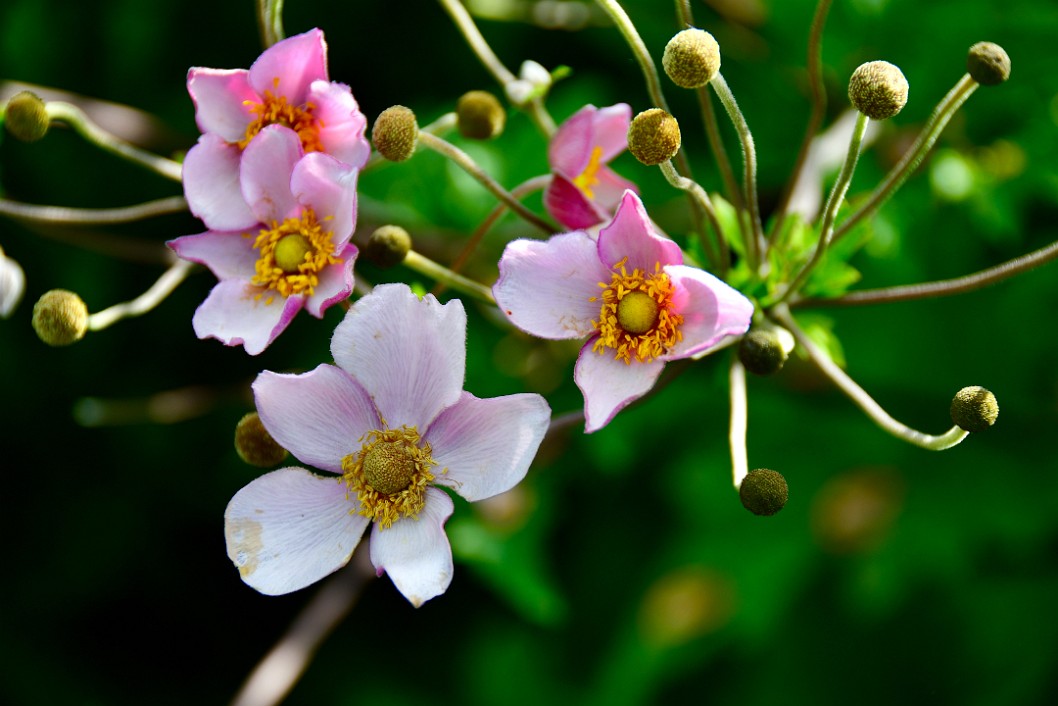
[{"left": 2, "top": 0, "right": 1057, "bottom": 704}]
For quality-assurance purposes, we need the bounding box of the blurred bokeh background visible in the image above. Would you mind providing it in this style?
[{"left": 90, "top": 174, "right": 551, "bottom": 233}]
[{"left": 2, "top": 0, "right": 1057, "bottom": 704}]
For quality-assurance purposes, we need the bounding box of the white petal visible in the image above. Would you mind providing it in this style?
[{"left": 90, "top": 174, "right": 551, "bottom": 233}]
[
  {"left": 191, "top": 280, "right": 299, "bottom": 355},
  {"left": 225, "top": 467, "right": 369, "bottom": 596},
  {"left": 369, "top": 487, "right": 454, "bottom": 607},
  {"left": 574, "top": 340, "right": 665, "bottom": 433}
]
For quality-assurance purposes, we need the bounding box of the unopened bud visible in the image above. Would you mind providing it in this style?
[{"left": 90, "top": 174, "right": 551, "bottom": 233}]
[
  {"left": 739, "top": 468, "right": 788, "bottom": 516},
  {"left": 364, "top": 225, "right": 411, "bottom": 268},
  {"left": 372, "top": 106, "right": 418, "bottom": 162},
  {"left": 235, "top": 412, "right": 288, "bottom": 467},
  {"left": 4, "top": 91, "right": 49, "bottom": 142},
  {"left": 663, "top": 28, "right": 721, "bottom": 89},
  {"left": 32, "top": 289, "right": 88, "bottom": 346},
  {"left": 848, "top": 61, "right": 909, "bottom": 120},
  {"left": 456, "top": 90, "right": 506, "bottom": 140},
  {"left": 967, "top": 42, "right": 1010, "bottom": 86},
  {"left": 739, "top": 328, "right": 788, "bottom": 376},
  {"left": 627, "top": 109, "right": 681, "bottom": 166},
  {"left": 950, "top": 386, "right": 998, "bottom": 433}
]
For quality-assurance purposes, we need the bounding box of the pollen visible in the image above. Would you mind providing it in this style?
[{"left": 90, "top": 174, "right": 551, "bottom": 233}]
[
  {"left": 341, "top": 426, "right": 441, "bottom": 529},
  {"left": 239, "top": 77, "right": 323, "bottom": 153},
  {"left": 591, "top": 259, "right": 683, "bottom": 364},
  {"left": 572, "top": 145, "right": 605, "bottom": 199},
  {"left": 249, "top": 208, "right": 341, "bottom": 301}
]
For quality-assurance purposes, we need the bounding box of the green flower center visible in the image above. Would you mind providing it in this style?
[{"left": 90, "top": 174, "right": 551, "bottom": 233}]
[
  {"left": 616, "top": 290, "right": 660, "bottom": 335},
  {"left": 273, "top": 233, "right": 313, "bottom": 274}
]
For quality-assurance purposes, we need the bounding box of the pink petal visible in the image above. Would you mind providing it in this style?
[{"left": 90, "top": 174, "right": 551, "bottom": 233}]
[
  {"left": 291, "top": 151, "right": 359, "bottom": 244},
  {"left": 187, "top": 67, "right": 256, "bottom": 142},
  {"left": 183, "top": 135, "right": 257, "bottom": 231},
  {"left": 426, "top": 392, "right": 551, "bottom": 502},
  {"left": 253, "top": 365, "right": 380, "bottom": 474},
  {"left": 664, "top": 265, "right": 754, "bottom": 359},
  {"left": 369, "top": 487, "right": 454, "bottom": 607},
  {"left": 167, "top": 230, "right": 257, "bottom": 281},
  {"left": 248, "top": 28, "right": 328, "bottom": 104},
  {"left": 548, "top": 104, "right": 596, "bottom": 176},
  {"left": 598, "top": 191, "right": 683, "bottom": 270},
  {"left": 225, "top": 466, "right": 369, "bottom": 595},
  {"left": 574, "top": 339, "right": 665, "bottom": 433},
  {"left": 493, "top": 230, "right": 610, "bottom": 340},
  {"left": 240, "top": 125, "right": 303, "bottom": 223},
  {"left": 330, "top": 284, "right": 466, "bottom": 430},
  {"left": 305, "top": 243, "right": 356, "bottom": 318},
  {"left": 543, "top": 174, "right": 610, "bottom": 230},
  {"left": 589, "top": 166, "right": 638, "bottom": 215},
  {"left": 191, "top": 279, "right": 301, "bottom": 355},
  {"left": 309, "top": 80, "right": 370, "bottom": 169},
  {"left": 591, "top": 103, "right": 634, "bottom": 163}
]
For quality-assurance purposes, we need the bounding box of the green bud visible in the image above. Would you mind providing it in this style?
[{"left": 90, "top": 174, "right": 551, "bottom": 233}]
[
  {"left": 739, "top": 469, "right": 788, "bottom": 516},
  {"left": 234, "top": 412, "right": 289, "bottom": 468},
  {"left": 967, "top": 42, "right": 1010, "bottom": 86},
  {"left": 364, "top": 225, "right": 412, "bottom": 268},
  {"left": 4, "top": 91, "right": 49, "bottom": 142},
  {"left": 372, "top": 106, "right": 418, "bottom": 162},
  {"left": 32, "top": 289, "right": 88, "bottom": 346},
  {"left": 950, "top": 386, "right": 998, "bottom": 433},
  {"left": 456, "top": 90, "right": 506, "bottom": 140},
  {"left": 739, "top": 328, "right": 788, "bottom": 376},
  {"left": 848, "top": 61, "right": 909, "bottom": 120},
  {"left": 663, "top": 28, "right": 721, "bottom": 89},
  {"left": 627, "top": 109, "right": 681, "bottom": 166}
]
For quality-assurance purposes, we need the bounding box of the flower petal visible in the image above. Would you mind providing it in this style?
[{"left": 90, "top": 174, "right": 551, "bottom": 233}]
[
  {"left": 597, "top": 191, "right": 683, "bottom": 270},
  {"left": 574, "top": 339, "right": 665, "bottom": 433},
  {"left": 493, "top": 230, "right": 610, "bottom": 340},
  {"left": 427, "top": 392, "right": 551, "bottom": 502},
  {"left": 589, "top": 166, "right": 638, "bottom": 215},
  {"left": 369, "top": 487, "right": 454, "bottom": 607},
  {"left": 309, "top": 79, "right": 370, "bottom": 169},
  {"left": 248, "top": 28, "right": 328, "bottom": 103},
  {"left": 187, "top": 67, "right": 256, "bottom": 142},
  {"left": 291, "top": 152, "right": 359, "bottom": 245},
  {"left": 167, "top": 230, "right": 257, "bottom": 281},
  {"left": 548, "top": 104, "right": 596, "bottom": 176},
  {"left": 183, "top": 134, "right": 257, "bottom": 231},
  {"left": 592, "top": 103, "right": 634, "bottom": 163},
  {"left": 253, "top": 365, "right": 380, "bottom": 473},
  {"left": 225, "top": 466, "right": 369, "bottom": 596},
  {"left": 240, "top": 125, "right": 303, "bottom": 223},
  {"left": 543, "top": 174, "right": 610, "bottom": 230},
  {"left": 191, "top": 279, "right": 300, "bottom": 355},
  {"left": 331, "top": 283, "right": 466, "bottom": 430},
  {"left": 305, "top": 243, "right": 356, "bottom": 318},
  {"left": 664, "top": 265, "right": 754, "bottom": 359}
]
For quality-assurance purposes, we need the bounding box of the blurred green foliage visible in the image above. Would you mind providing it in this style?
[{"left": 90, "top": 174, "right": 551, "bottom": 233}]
[{"left": 2, "top": 0, "right": 1057, "bottom": 704}]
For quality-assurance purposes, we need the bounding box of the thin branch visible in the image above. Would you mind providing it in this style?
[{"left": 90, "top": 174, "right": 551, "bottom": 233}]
[{"left": 0, "top": 196, "right": 188, "bottom": 224}]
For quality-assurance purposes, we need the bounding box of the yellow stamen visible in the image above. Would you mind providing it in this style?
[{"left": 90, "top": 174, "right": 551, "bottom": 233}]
[
  {"left": 239, "top": 77, "right": 323, "bottom": 153},
  {"left": 572, "top": 145, "right": 605, "bottom": 199},
  {"left": 590, "top": 258, "right": 683, "bottom": 364},
  {"left": 249, "top": 208, "right": 341, "bottom": 300}
]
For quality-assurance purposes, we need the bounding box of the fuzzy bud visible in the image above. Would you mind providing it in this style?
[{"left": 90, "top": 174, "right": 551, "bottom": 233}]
[
  {"left": 739, "top": 328, "right": 788, "bottom": 376},
  {"left": 950, "top": 386, "right": 998, "bottom": 433},
  {"left": 364, "top": 225, "right": 412, "bottom": 268},
  {"left": 740, "top": 469, "right": 788, "bottom": 516},
  {"left": 967, "top": 42, "right": 1010, "bottom": 86},
  {"left": 32, "top": 289, "right": 88, "bottom": 346},
  {"left": 4, "top": 91, "right": 49, "bottom": 142},
  {"left": 372, "top": 106, "right": 418, "bottom": 162},
  {"left": 234, "top": 412, "right": 288, "bottom": 467},
  {"left": 456, "top": 90, "right": 506, "bottom": 140},
  {"left": 663, "top": 28, "right": 721, "bottom": 89},
  {"left": 627, "top": 109, "right": 681, "bottom": 166},
  {"left": 848, "top": 61, "right": 909, "bottom": 120}
]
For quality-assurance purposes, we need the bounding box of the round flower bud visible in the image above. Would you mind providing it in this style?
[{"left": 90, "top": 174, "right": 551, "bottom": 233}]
[
  {"left": 32, "top": 289, "right": 88, "bottom": 346},
  {"left": 234, "top": 412, "right": 288, "bottom": 467},
  {"left": 456, "top": 90, "right": 506, "bottom": 140},
  {"left": 364, "top": 225, "right": 412, "bottom": 268},
  {"left": 4, "top": 91, "right": 49, "bottom": 142},
  {"left": 848, "top": 61, "right": 909, "bottom": 120},
  {"left": 967, "top": 42, "right": 1010, "bottom": 86},
  {"left": 663, "top": 28, "right": 721, "bottom": 89},
  {"left": 739, "top": 468, "right": 788, "bottom": 516},
  {"left": 739, "top": 328, "right": 788, "bottom": 376},
  {"left": 627, "top": 109, "right": 681, "bottom": 166},
  {"left": 372, "top": 106, "right": 418, "bottom": 162},
  {"left": 950, "top": 386, "right": 998, "bottom": 433}
]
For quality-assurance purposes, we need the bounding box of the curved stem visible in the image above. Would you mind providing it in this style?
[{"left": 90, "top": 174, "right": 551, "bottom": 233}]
[
  {"left": 87, "top": 259, "right": 195, "bottom": 331},
  {"left": 659, "top": 161, "right": 723, "bottom": 272},
  {"left": 404, "top": 249, "right": 496, "bottom": 304},
  {"left": 0, "top": 195, "right": 187, "bottom": 224},
  {"left": 45, "top": 102, "right": 183, "bottom": 182},
  {"left": 770, "top": 305, "right": 968, "bottom": 450},
  {"left": 729, "top": 356, "right": 749, "bottom": 489},
  {"left": 255, "top": 0, "right": 285, "bottom": 47}
]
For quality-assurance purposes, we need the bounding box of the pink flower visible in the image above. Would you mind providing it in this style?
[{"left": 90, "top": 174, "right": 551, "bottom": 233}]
[
  {"left": 224, "top": 283, "right": 551, "bottom": 606},
  {"left": 168, "top": 126, "right": 359, "bottom": 355},
  {"left": 184, "top": 28, "right": 369, "bottom": 231},
  {"left": 495, "top": 190, "right": 754, "bottom": 432},
  {"left": 544, "top": 103, "right": 638, "bottom": 230}
]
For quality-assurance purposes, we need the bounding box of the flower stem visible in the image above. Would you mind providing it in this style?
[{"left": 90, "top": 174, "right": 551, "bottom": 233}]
[
  {"left": 86, "top": 258, "right": 195, "bottom": 331},
  {"left": 255, "top": 0, "right": 285, "bottom": 47},
  {"left": 416, "top": 131, "right": 557, "bottom": 233},
  {"left": 770, "top": 305, "right": 969, "bottom": 450},
  {"left": 45, "top": 102, "right": 183, "bottom": 182},
  {"left": 729, "top": 355, "right": 749, "bottom": 489},
  {"left": 404, "top": 249, "right": 496, "bottom": 304},
  {"left": 658, "top": 160, "right": 725, "bottom": 273},
  {"left": 0, "top": 195, "right": 187, "bottom": 224}
]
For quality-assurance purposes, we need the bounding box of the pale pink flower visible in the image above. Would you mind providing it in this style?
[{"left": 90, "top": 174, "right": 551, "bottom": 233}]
[
  {"left": 0, "top": 244, "right": 25, "bottom": 318},
  {"left": 224, "top": 284, "right": 551, "bottom": 606},
  {"left": 495, "top": 190, "right": 754, "bottom": 432},
  {"left": 168, "top": 126, "right": 359, "bottom": 355},
  {"left": 544, "top": 103, "right": 638, "bottom": 230},
  {"left": 184, "top": 28, "right": 369, "bottom": 231}
]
